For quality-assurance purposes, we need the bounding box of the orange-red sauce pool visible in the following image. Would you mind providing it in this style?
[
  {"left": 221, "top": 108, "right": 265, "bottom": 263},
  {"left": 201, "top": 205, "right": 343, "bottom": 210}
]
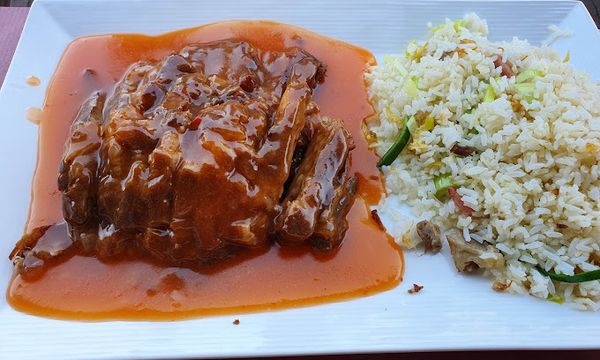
[{"left": 7, "top": 21, "right": 403, "bottom": 320}]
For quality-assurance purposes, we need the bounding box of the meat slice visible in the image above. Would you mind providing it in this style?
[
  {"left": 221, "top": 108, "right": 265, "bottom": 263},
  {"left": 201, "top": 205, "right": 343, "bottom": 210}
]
[
  {"left": 312, "top": 171, "right": 357, "bottom": 251},
  {"left": 58, "top": 92, "right": 105, "bottom": 226},
  {"left": 446, "top": 229, "right": 504, "bottom": 272},
  {"left": 255, "top": 58, "right": 315, "bottom": 192},
  {"left": 275, "top": 116, "right": 357, "bottom": 250}
]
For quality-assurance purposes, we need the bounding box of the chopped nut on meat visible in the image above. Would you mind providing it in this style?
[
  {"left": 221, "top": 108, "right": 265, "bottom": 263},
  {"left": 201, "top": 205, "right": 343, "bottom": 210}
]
[
  {"left": 446, "top": 229, "right": 504, "bottom": 272},
  {"left": 408, "top": 283, "right": 424, "bottom": 294},
  {"left": 416, "top": 220, "right": 441, "bottom": 253}
]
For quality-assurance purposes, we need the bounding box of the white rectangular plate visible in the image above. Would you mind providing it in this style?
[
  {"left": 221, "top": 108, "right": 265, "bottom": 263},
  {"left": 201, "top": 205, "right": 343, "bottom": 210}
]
[{"left": 1, "top": 1, "right": 599, "bottom": 359}]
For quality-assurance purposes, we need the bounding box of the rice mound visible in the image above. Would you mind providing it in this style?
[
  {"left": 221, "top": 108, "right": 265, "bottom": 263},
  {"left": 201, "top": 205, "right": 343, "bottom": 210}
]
[{"left": 367, "top": 13, "right": 600, "bottom": 310}]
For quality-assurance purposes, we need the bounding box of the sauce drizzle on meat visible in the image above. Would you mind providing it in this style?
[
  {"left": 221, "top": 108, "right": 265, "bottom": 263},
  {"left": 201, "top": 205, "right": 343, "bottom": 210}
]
[{"left": 13, "top": 40, "right": 357, "bottom": 276}]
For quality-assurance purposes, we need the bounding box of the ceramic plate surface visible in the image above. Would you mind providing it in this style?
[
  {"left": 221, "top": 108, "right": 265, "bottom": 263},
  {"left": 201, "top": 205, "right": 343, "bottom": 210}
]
[{"left": 1, "top": 1, "right": 599, "bottom": 359}]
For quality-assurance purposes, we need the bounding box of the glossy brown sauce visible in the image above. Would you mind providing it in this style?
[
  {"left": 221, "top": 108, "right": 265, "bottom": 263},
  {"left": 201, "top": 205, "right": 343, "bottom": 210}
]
[{"left": 7, "top": 21, "right": 403, "bottom": 320}]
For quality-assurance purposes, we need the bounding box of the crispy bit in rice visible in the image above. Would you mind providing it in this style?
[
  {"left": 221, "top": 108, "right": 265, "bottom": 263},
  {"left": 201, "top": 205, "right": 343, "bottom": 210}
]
[
  {"left": 361, "top": 119, "right": 377, "bottom": 144},
  {"left": 408, "top": 283, "right": 424, "bottom": 294},
  {"left": 493, "top": 55, "right": 515, "bottom": 77},
  {"left": 447, "top": 188, "right": 474, "bottom": 217},
  {"left": 446, "top": 229, "right": 504, "bottom": 272},
  {"left": 585, "top": 143, "right": 600, "bottom": 153},
  {"left": 492, "top": 280, "right": 513, "bottom": 292},
  {"left": 590, "top": 253, "right": 600, "bottom": 266},
  {"left": 408, "top": 132, "right": 428, "bottom": 154},
  {"left": 413, "top": 111, "right": 430, "bottom": 126},
  {"left": 410, "top": 44, "right": 427, "bottom": 62},
  {"left": 442, "top": 48, "right": 467, "bottom": 60},
  {"left": 416, "top": 220, "right": 441, "bottom": 253},
  {"left": 450, "top": 143, "right": 476, "bottom": 157},
  {"left": 510, "top": 97, "right": 525, "bottom": 114}
]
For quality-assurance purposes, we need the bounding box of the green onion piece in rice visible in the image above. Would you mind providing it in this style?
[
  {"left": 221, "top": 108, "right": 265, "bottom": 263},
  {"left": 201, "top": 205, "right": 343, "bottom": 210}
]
[
  {"left": 431, "top": 24, "right": 445, "bottom": 33},
  {"left": 405, "top": 40, "right": 416, "bottom": 56},
  {"left": 515, "top": 83, "right": 536, "bottom": 101},
  {"left": 433, "top": 173, "right": 453, "bottom": 200},
  {"left": 406, "top": 40, "right": 425, "bottom": 60},
  {"left": 406, "top": 115, "right": 418, "bottom": 135},
  {"left": 516, "top": 69, "right": 544, "bottom": 83},
  {"left": 536, "top": 266, "right": 600, "bottom": 283},
  {"left": 384, "top": 55, "right": 408, "bottom": 77},
  {"left": 377, "top": 116, "right": 412, "bottom": 167},
  {"left": 403, "top": 78, "right": 419, "bottom": 98},
  {"left": 483, "top": 84, "right": 496, "bottom": 102},
  {"left": 422, "top": 117, "right": 435, "bottom": 131},
  {"left": 382, "top": 54, "right": 394, "bottom": 65},
  {"left": 453, "top": 20, "right": 466, "bottom": 32},
  {"left": 412, "top": 76, "right": 423, "bottom": 89},
  {"left": 396, "top": 63, "right": 408, "bottom": 77},
  {"left": 547, "top": 295, "right": 564, "bottom": 305}
]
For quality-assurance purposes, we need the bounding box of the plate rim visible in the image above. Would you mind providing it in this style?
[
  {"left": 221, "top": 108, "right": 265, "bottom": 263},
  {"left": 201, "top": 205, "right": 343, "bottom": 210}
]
[{"left": 1, "top": 0, "right": 600, "bottom": 358}]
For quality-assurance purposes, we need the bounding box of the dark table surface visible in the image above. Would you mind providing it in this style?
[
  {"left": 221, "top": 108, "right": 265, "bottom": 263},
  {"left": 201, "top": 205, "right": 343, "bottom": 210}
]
[
  {"left": 0, "top": 2, "right": 599, "bottom": 360},
  {"left": 583, "top": 0, "right": 600, "bottom": 25}
]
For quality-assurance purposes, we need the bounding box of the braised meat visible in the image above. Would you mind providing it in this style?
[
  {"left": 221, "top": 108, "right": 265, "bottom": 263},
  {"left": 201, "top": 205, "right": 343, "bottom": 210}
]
[{"left": 11, "top": 40, "right": 357, "bottom": 276}]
